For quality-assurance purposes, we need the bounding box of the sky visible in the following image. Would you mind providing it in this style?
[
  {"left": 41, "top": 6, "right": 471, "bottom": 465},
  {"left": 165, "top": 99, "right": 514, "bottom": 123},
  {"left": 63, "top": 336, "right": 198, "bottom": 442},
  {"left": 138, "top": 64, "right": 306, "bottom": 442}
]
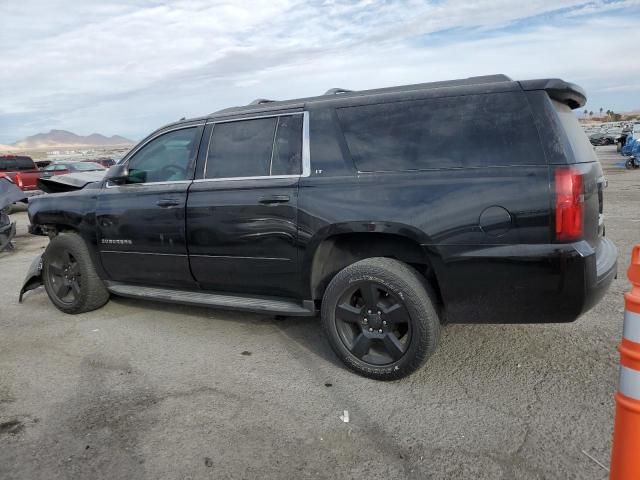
[{"left": 1, "top": 0, "right": 639, "bottom": 144}]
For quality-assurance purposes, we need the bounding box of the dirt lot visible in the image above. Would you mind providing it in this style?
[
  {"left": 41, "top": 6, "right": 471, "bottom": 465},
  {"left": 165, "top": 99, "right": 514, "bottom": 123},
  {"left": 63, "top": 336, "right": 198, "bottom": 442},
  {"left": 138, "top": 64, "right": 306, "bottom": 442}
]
[{"left": 1, "top": 145, "right": 638, "bottom": 480}]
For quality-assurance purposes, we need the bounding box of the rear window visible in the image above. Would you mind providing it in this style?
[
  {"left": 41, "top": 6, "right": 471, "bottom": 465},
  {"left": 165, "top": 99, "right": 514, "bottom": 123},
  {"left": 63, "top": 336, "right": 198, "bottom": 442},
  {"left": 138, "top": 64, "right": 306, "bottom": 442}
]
[
  {"left": 337, "top": 92, "right": 544, "bottom": 172},
  {"left": 552, "top": 100, "right": 598, "bottom": 164},
  {"left": 0, "top": 156, "right": 35, "bottom": 171}
]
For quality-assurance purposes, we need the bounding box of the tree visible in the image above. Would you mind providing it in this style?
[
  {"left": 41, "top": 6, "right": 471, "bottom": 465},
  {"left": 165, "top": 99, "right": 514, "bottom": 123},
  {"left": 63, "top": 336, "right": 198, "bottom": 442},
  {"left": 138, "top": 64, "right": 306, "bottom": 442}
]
[
  {"left": 589, "top": 111, "right": 594, "bottom": 117},
  {"left": 599, "top": 107, "right": 603, "bottom": 118},
  {"left": 583, "top": 109, "right": 588, "bottom": 117}
]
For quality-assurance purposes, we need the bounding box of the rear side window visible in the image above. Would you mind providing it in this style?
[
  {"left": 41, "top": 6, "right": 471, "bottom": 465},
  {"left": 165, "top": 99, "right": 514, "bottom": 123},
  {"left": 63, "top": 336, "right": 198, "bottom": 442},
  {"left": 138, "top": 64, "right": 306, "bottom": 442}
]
[
  {"left": 205, "top": 114, "right": 303, "bottom": 179},
  {"left": 337, "top": 92, "right": 543, "bottom": 172},
  {"left": 271, "top": 115, "right": 303, "bottom": 175}
]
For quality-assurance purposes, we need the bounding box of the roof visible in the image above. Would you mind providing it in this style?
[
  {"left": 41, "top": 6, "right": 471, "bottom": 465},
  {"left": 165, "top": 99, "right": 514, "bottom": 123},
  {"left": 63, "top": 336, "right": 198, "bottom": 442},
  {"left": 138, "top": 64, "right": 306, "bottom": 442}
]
[
  {"left": 208, "top": 74, "right": 514, "bottom": 118},
  {"left": 155, "top": 73, "right": 585, "bottom": 134}
]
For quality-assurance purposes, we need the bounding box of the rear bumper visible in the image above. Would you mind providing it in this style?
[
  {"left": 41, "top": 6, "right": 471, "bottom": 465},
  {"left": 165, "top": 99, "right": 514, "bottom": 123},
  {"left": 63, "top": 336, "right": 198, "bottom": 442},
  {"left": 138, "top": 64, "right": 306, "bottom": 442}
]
[
  {"left": 433, "top": 238, "right": 617, "bottom": 324},
  {"left": 585, "top": 237, "right": 617, "bottom": 312}
]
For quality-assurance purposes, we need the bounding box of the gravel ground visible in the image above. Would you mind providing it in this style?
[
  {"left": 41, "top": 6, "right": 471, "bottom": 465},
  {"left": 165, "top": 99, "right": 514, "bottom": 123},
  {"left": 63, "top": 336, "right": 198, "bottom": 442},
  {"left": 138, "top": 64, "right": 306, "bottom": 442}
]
[{"left": 1, "top": 145, "right": 638, "bottom": 480}]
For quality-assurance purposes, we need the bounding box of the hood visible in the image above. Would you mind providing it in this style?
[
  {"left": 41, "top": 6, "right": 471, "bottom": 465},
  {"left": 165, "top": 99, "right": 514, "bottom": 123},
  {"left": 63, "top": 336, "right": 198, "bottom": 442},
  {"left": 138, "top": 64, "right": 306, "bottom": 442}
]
[{"left": 38, "top": 170, "right": 106, "bottom": 193}]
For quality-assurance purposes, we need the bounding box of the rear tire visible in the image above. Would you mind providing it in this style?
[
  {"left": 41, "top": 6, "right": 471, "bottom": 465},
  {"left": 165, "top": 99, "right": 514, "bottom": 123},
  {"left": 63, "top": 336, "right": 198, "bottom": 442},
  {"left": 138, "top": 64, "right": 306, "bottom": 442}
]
[
  {"left": 43, "top": 232, "right": 109, "bottom": 314},
  {"left": 321, "top": 257, "right": 440, "bottom": 380}
]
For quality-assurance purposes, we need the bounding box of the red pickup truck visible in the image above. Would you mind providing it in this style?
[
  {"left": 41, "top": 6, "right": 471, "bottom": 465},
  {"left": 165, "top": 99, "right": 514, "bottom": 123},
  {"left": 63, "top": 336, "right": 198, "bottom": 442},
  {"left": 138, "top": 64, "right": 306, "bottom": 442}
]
[{"left": 0, "top": 155, "right": 42, "bottom": 197}]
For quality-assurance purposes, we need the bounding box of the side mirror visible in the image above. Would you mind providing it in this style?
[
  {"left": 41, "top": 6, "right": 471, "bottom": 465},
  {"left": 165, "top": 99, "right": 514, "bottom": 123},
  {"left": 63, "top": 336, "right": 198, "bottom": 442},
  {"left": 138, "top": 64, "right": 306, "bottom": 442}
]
[{"left": 105, "top": 163, "right": 128, "bottom": 184}]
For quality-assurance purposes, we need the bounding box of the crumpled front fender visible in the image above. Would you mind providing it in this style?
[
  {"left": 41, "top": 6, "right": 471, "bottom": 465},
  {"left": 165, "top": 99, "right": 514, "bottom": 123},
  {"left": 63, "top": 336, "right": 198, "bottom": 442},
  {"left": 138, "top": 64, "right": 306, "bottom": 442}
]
[{"left": 19, "top": 254, "right": 43, "bottom": 302}]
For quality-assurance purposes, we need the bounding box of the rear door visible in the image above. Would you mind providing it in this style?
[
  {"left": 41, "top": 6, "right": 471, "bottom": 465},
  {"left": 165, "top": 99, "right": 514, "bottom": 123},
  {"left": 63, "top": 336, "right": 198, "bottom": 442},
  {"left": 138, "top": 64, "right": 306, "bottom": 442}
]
[{"left": 186, "top": 112, "right": 309, "bottom": 298}]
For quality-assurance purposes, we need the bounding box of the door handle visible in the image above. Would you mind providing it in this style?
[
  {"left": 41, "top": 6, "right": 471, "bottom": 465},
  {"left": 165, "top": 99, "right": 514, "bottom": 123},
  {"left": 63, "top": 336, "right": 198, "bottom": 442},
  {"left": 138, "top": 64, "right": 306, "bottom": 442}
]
[
  {"left": 259, "top": 195, "right": 290, "bottom": 205},
  {"left": 156, "top": 199, "right": 180, "bottom": 208}
]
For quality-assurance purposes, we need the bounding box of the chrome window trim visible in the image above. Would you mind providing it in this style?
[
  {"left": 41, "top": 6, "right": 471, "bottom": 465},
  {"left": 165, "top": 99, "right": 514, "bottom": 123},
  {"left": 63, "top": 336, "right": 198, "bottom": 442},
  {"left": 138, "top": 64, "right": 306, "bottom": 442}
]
[
  {"left": 268, "top": 117, "right": 280, "bottom": 176},
  {"left": 193, "top": 174, "right": 300, "bottom": 183},
  {"left": 106, "top": 124, "right": 204, "bottom": 189},
  {"left": 201, "top": 111, "right": 309, "bottom": 181},
  {"left": 106, "top": 180, "right": 192, "bottom": 189}
]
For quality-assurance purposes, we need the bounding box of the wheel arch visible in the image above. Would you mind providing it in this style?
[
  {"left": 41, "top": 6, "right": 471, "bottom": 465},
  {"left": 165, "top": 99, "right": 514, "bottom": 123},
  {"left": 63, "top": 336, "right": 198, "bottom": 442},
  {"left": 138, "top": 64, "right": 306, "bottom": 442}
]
[
  {"left": 39, "top": 223, "right": 108, "bottom": 280},
  {"left": 303, "top": 222, "right": 444, "bottom": 307}
]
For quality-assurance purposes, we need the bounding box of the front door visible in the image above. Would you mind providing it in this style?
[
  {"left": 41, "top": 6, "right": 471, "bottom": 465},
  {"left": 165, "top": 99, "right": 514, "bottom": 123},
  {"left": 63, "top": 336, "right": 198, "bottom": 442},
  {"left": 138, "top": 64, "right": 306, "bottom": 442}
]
[
  {"left": 187, "top": 113, "right": 307, "bottom": 298},
  {"left": 96, "top": 124, "right": 203, "bottom": 287}
]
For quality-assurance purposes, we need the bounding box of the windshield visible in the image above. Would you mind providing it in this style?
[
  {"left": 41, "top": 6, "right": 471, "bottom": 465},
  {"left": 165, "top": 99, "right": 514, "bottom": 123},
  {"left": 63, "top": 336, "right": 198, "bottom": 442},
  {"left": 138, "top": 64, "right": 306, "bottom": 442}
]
[{"left": 72, "top": 162, "right": 106, "bottom": 171}]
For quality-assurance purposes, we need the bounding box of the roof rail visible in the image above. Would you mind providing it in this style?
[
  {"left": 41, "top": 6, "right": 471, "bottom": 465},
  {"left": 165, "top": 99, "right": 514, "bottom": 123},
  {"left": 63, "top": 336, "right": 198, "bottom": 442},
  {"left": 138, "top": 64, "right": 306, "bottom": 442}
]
[
  {"left": 249, "top": 98, "right": 275, "bottom": 105},
  {"left": 324, "top": 88, "right": 353, "bottom": 95}
]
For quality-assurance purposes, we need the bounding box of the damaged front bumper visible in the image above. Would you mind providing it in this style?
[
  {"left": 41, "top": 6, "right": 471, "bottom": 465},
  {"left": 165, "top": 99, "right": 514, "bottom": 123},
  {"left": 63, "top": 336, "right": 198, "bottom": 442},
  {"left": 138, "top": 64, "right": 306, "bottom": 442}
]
[{"left": 19, "top": 254, "right": 43, "bottom": 302}]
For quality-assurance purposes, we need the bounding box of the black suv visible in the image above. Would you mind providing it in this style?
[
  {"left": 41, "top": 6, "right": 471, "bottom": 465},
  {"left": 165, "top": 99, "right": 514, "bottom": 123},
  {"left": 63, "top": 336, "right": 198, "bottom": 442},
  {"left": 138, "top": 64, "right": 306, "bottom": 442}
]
[{"left": 23, "top": 74, "right": 617, "bottom": 380}]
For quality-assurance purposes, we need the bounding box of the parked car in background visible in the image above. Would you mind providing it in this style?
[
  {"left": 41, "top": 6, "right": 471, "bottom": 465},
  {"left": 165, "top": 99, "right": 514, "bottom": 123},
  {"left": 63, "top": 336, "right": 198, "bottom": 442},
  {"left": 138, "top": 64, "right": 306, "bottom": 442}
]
[
  {"left": 84, "top": 157, "right": 116, "bottom": 168},
  {"left": 0, "top": 154, "right": 42, "bottom": 198},
  {"left": 40, "top": 161, "right": 106, "bottom": 178},
  {"left": 23, "top": 74, "right": 617, "bottom": 380},
  {"left": 589, "top": 132, "right": 615, "bottom": 146}
]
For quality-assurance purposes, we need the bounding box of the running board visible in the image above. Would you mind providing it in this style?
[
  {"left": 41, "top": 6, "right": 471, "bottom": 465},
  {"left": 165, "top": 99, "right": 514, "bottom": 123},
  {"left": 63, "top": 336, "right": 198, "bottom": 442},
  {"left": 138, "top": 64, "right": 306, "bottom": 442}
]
[{"left": 105, "top": 282, "right": 316, "bottom": 316}]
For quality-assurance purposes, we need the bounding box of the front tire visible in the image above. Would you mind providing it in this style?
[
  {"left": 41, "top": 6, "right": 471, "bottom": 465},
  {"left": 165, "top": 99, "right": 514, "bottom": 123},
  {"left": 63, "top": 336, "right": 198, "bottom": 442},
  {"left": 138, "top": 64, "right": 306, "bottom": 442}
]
[
  {"left": 43, "top": 232, "right": 109, "bottom": 314},
  {"left": 321, "top": 257, "right": 441, "bottom": 380}
]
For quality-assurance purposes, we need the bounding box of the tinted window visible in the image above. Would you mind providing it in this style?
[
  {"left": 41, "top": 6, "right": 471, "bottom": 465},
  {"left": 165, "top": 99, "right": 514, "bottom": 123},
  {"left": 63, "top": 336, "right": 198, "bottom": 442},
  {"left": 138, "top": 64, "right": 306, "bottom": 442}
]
[
  {"left": 0, "top": 156, "right": 34, "bottom": 171},
  {"left": 0, "top": 159, "right": 15, "bottom": 171},
  {"left": 337, "top": 92, "right": 543, "bottom": 171},
  {"left": 205, "top": 115, "right": 303, "bottom": 179},
  {"left": 271, "top": 115, "right": 303, "bottom": 175},
  {"left": 205, "top": 118, "right": 277, "bottom": 179},
  {"left": 127, "top": 127, "right": 199, "bottom": 183},
  {"left": 15, "top": 157, "right": 35, "bottom": 170},
  {"left": 552, "top": 100, "right": 598, "bottom": 164}
]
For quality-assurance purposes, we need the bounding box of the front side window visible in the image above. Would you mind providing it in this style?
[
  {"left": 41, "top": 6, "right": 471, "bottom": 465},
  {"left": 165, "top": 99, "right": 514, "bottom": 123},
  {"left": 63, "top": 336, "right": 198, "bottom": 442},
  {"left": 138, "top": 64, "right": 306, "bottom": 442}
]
[
  {"left": 205, "top": 114, "right": 303, "bottom": 179},
  {"left": 127, "top": 127, "right": 200, "bottom": 184}
]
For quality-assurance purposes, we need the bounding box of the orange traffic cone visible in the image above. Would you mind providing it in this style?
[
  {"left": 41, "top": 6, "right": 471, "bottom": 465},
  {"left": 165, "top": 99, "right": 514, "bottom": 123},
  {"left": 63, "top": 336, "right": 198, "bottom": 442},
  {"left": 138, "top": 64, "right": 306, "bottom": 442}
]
[{"left": 610, "top": 245, "right": 640, "bottom": 479}]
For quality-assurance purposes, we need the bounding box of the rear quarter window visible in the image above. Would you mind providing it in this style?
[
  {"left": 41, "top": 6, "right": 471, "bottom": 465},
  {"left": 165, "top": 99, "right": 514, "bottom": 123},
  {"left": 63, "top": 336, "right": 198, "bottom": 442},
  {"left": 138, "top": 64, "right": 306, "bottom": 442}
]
[
  {"left": 337, "top": 92, "right": 544, "bottom": 172},
  {"left": 552, "top": 100, "right": 598, "bottom": 163}
]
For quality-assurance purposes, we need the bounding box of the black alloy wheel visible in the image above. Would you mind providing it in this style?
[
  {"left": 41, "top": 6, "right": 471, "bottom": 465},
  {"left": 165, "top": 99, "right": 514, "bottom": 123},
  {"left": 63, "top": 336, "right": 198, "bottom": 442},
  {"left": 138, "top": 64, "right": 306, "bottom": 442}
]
[
  {"left": 322, "top": 257, "right": 441, "bottom": 380},
  {"left": 42, "top": 232, "right": 110, "bottom": 314},
  {"left": 334, "top": 282, "right": 412, "bottom": 365},
  {"left": 46, "top": 248, "right": 82, "bottom": 305}
]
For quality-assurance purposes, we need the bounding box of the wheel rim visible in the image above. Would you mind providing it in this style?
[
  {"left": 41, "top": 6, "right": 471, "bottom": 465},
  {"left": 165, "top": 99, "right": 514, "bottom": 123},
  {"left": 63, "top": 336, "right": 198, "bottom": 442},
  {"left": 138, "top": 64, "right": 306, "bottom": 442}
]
[
  {"left": 334, "top": 281, "right": 412, "bottom": 366},
  {"left": 46, "top": 249, "right": 81, "bottom": 305}
]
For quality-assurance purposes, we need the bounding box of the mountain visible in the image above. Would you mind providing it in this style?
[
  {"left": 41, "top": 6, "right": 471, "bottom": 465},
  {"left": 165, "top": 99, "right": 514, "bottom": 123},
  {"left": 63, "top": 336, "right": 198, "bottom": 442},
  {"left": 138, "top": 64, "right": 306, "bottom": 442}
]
[{"left": 12, "top": 130, "right": 134, "bottom": 149}]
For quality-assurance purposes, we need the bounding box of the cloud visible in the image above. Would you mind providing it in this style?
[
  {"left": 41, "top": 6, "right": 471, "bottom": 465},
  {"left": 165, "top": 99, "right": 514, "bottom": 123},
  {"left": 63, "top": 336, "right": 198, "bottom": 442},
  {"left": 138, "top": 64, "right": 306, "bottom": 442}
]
[{"left": 0, "top": 0, "right": 639, "bottom": 143}]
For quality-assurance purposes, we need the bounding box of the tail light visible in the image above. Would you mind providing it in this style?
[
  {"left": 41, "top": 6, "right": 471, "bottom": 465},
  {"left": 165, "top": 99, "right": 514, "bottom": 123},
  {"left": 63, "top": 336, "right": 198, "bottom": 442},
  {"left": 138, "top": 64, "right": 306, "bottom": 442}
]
[
  {"left": 14, "top": 173, "right": 24, "bottom": 189},
  {"left": 555, "top": 167, "right": 583, "bottom": 241}
]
